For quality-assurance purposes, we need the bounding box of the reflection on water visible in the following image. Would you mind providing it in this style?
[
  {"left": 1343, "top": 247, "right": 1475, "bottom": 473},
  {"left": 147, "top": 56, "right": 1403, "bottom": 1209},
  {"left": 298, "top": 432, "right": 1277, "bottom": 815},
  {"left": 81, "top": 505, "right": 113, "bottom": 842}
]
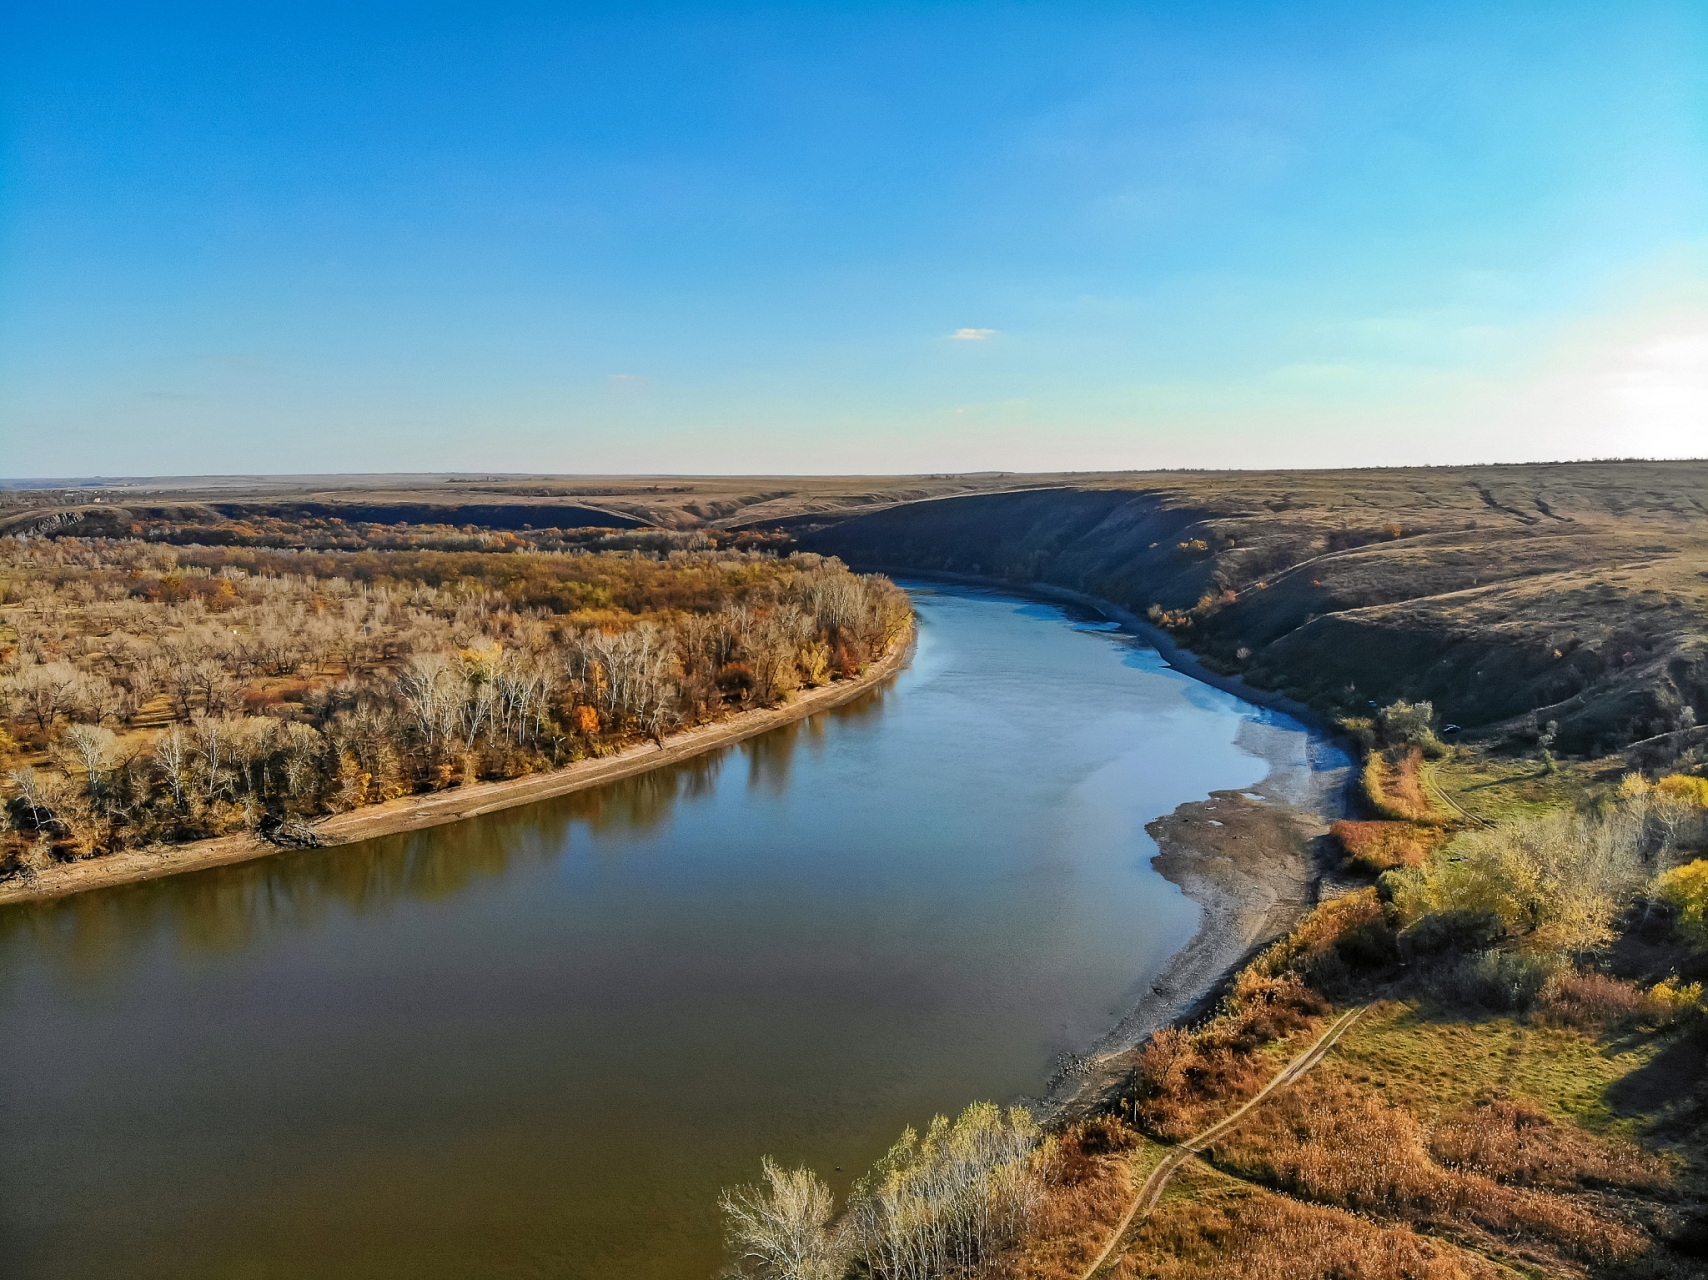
[
  {"left": 0, "top": 584, "right": 1341, "bottom": 1280},
  {"left": 0, "top": 691, "right": 903, "bottom": 984}
]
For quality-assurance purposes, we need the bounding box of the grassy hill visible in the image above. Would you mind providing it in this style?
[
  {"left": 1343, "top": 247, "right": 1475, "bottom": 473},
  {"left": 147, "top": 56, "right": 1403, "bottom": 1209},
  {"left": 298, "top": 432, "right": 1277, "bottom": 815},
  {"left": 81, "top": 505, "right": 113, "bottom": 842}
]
[{"left": 799, "top": 462, "right": 1708, "bottom": 757}]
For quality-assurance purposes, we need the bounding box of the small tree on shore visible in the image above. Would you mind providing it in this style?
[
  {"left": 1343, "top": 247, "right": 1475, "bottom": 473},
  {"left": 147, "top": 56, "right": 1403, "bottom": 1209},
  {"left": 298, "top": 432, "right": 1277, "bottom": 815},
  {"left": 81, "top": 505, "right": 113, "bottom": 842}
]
[{"left": 719, "top": 1157, "right": 847, "bottom": 1280}]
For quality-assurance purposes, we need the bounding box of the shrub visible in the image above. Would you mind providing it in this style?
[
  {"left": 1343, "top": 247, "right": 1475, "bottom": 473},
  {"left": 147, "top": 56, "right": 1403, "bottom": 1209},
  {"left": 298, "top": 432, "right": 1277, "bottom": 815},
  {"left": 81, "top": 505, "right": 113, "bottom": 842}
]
[
  {"left": 1338, "top": 716, "right": 1378, "bottom": 752},
  {"left": 1651, "top": 976, "right": 1706, "bottom": 1025},
  {"left": 1333, "top": 918, "right": 1401, "bottom": 970},
  {"left": 1332, "top": 819, "right": 1436, "bottom": 871},
  {"left": 1655, "top": 858, "right": 1708, "bottom": 945},
  {"left": 1534, "top": 971, "right": 1660, "bottom": 1033},
  {"left": 1436, "top": 949, "right": 1564, "bottom": 1012},
  {"left": 1657, "top": 774, "right": 1708, "bottom": 807},
  {"left": 1389, "top": 809, "right": 1644, "bottom": 955},
  {"left": 1379, "top": 699, "right": 1446, "bottom": 756},
  {"left": 1397, "top": 909, "right": 1504, "bottom": 962},
  {"left": 1068, "top": 1114, "right": 1140, "bottom": 1157},
  {"left": 1248, "top": 889, "right": 1387, "bottom": 981},
  {"left": 1052, "top": 1116, "right": 1139, "bottom": 1187}
]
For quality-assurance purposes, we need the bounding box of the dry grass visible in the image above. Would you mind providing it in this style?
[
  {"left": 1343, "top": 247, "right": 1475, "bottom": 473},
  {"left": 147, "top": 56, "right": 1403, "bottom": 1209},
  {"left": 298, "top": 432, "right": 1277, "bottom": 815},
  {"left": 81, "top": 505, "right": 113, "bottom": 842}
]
[
  {"left": 1332, "top": 1001, "right": 1664, "bottom": 1139},
  {"left": 1112, "top": 1163, "right": 1505, "bottom": 1280},
  {"left": 1534, "top": 970, "right": 1663, "bottom": 1035},
  {"left": 994, "top": 1120, "right": 1164, "bottom": 1280},
  {"left": 1208, "top": 1073, "right": 1654, "bottom": 1265},
  {"left": 1429, "top": 749, "right": 1620, "bottom": 823},
  {"left": 1428, "top": 1093, "right": 1669, "bottom": 1191},
  {"left": 1362, "top": 749, "right": 1447, "bottom": 824},
  {"left": 1330, "top": 818, "right": 1438, "bottom": 870}
]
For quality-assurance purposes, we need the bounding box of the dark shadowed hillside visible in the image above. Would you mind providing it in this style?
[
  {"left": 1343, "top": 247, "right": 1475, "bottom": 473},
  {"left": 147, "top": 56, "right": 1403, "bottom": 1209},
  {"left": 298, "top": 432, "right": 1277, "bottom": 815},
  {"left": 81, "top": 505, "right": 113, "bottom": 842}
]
[{"left": 800, "top": 462, "right": 1708, "bottom": 755}]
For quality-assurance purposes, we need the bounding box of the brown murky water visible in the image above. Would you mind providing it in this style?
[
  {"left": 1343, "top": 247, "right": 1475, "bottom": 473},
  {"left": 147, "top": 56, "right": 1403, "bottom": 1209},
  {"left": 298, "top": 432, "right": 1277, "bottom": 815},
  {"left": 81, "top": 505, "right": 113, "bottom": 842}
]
[{"left": 0, "top": 582, "right": 1342, "bottom": 1278}]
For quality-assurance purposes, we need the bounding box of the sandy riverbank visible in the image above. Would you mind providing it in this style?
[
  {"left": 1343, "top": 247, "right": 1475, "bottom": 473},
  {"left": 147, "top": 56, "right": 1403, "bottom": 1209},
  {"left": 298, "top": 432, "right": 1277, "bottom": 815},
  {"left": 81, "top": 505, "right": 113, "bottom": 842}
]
[
  {"left": 0, "top": 622, "right": 914, "bottom": 907},
  {"left": 1045, "top": 776, "right": 1356, "bottom": 1119}
]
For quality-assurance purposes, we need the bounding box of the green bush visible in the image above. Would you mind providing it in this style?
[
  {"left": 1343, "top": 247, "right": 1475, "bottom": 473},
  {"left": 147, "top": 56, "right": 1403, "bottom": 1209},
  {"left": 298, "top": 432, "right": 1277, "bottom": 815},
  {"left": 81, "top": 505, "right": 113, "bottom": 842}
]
[
  {"left": 1397, "top": 909, "right": 1504, "bottom": 962},
  {"left": 1334, "top": 919, "right": 1400, "bottom": 969},
  {"left": 1439, "top": 949, "right": 1564, "bottom": 1012}
]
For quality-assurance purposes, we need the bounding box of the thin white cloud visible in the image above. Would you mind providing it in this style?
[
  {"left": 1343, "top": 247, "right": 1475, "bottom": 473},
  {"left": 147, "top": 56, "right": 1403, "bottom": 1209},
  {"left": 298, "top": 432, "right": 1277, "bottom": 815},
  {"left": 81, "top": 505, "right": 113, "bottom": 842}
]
[{"left": 948, "top": 328, "right": 998, "bottom": 341}]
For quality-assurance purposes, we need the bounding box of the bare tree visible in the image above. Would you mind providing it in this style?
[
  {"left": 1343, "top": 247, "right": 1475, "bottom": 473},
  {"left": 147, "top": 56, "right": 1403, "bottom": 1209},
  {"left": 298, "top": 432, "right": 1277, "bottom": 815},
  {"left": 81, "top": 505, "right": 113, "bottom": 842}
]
[
  {"left": 719, "top": 1158, "right": 847, "bottom": 1280},
  {"left": 59, "top": 723, "right": 123, "bottom": 807},
  {"left": 153, "top": 725, "right": 192, "bottom": 809}
]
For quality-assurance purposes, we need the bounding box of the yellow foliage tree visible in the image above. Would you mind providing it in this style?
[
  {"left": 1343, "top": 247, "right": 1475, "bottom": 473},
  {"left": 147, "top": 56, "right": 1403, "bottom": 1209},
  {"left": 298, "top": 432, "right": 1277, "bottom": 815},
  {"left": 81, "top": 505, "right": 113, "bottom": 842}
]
[
  {"left": 1656, "top": 859, "right": 1708, "bottom": 945},
  {"left": 1657, "top": 775, "right": 1708, "bottom": 808},
  {"left": 1392, "top": 808, "right": 1644, "bottom": 955}
]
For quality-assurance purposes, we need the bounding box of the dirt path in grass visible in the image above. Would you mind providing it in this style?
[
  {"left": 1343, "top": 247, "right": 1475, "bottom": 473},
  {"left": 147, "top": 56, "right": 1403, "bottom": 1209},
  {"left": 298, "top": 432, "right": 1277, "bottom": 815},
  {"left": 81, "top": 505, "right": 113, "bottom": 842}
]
[
  {"left": 1421, "top": 760, "right": 1492, "bottom": 828},
  {"left": 1079, "top": 1005, "right": 1369, "bottom": 1279},
  {"left": 0, "top": 624, "right": 912, "bottom": 906}
]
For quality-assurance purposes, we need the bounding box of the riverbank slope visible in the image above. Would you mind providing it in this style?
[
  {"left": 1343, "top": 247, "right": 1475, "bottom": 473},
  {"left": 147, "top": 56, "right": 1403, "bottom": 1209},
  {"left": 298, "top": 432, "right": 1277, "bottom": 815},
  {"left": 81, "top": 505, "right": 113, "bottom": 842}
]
[{"left": 801, "top": 462, "right": 1708, "bottom": 761}]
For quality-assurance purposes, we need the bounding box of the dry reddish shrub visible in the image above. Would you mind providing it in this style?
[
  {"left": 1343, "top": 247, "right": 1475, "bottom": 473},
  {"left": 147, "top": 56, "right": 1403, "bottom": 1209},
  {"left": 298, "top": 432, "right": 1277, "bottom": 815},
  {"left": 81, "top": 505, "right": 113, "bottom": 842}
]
[
  {"left": 1208, "top": 980, "right": 1328, "bottom": 1056},
  {"left": 993, "top": 1127, "right": 1141, "bottom": 1280},
  {"left": 1331, "top": 819, "right": 1437, "bottom": 871},
  {"left": 1136, "top": 1044, "right": 1270, "bottom": 1143},
  {"left": 1534, "top": 970, "right": 1661, "bottom": 1033},
  {"left": 1116, "top": 1178, "right": 1504, "bottom": 1280},
  {"left": 1074, "top": 1116, "right": 1143, "bottom": 1156},
  {"left": 1210, "top": 1076, "right": 1650, "bottom": 1264},
  {"left": 1045, "top": 1121, "right": 1140, "bottom": 1189},
  {"left": 1131, "top": 898, "right": 1378, "bottom": 1142},
  {"left": 1054, "top": 1117, "right": 1142, "bottom": 1188},
  {"left": 1134, "top": 978, "right": 1328, "bottom": 1142},
  {"left": 1429, "top": 1094, "right": 1670, "bottom": 1191}
]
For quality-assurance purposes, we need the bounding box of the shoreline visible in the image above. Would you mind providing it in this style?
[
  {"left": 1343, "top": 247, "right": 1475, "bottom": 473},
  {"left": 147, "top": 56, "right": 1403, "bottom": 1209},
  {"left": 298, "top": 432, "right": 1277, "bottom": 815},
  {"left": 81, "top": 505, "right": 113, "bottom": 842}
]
[
  {"left": 0, "top": 621, "right": 914, "bottom": 907},
  {"left": 855, "top": 566, "right": 1345, "bottom": 740},
  {"left": 860, "top": 571, "right": 1355, "bottom": 1117},
  {"left": 1042, "top": 776, "right": 1355, "bottom": 1120}
]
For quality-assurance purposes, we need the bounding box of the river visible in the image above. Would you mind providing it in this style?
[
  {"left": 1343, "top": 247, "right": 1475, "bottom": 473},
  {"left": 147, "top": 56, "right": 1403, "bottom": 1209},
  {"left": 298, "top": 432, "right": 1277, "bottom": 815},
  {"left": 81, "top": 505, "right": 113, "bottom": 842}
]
[{"left": 0, "top": 581, "right": 1344, "bottom": 1278}]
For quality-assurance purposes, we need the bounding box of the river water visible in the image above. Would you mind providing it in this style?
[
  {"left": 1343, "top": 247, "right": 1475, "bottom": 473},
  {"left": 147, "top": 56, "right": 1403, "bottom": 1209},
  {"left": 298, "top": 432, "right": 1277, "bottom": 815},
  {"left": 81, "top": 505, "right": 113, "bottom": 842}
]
[{"left": 0, "top": 582, "right": 1341, "bottom": 1279}]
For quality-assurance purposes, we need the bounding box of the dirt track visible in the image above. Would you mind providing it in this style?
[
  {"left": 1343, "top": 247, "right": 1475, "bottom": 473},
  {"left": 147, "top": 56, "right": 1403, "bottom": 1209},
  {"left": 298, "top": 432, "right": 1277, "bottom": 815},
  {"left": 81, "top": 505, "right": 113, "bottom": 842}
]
[{"left": 1079, "top": 1005, "right": 1369, "bottom": 1278}]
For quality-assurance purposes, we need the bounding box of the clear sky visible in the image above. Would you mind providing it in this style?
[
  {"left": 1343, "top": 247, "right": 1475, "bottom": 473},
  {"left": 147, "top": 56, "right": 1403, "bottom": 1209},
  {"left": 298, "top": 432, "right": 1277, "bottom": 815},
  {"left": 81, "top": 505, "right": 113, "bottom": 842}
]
[{"left": 2, "top": 1, "right": 1704, "bottom": 477}]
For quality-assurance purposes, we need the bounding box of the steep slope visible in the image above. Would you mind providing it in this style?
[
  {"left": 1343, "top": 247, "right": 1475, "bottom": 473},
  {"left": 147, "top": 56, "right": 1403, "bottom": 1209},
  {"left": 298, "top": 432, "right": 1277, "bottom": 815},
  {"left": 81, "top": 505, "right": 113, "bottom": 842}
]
[{"left": 803, "top": 462, "right": 1708, "bottom": 754}]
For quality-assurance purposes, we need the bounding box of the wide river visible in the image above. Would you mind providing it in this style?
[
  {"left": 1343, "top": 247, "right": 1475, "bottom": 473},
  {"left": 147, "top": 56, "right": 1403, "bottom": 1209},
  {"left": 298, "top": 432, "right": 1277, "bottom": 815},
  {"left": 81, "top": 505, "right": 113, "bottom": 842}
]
[{"left": 0, "top": 582, "right": 1340, "bottom": 1279}]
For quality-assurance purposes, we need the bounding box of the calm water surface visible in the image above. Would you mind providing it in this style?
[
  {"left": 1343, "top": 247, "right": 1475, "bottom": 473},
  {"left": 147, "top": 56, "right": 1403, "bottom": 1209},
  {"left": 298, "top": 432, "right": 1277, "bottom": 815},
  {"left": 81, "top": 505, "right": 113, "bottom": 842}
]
[{"left": 0, "top": 583, "right": 1338, "bottom": 1279}]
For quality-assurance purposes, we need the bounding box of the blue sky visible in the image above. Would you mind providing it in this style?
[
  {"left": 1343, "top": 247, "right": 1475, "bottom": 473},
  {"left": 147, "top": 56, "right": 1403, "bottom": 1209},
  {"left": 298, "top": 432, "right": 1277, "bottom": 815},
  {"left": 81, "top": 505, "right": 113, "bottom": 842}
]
[{"left": 2, "top": 1, "right": 1703, "bottom": 476}]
